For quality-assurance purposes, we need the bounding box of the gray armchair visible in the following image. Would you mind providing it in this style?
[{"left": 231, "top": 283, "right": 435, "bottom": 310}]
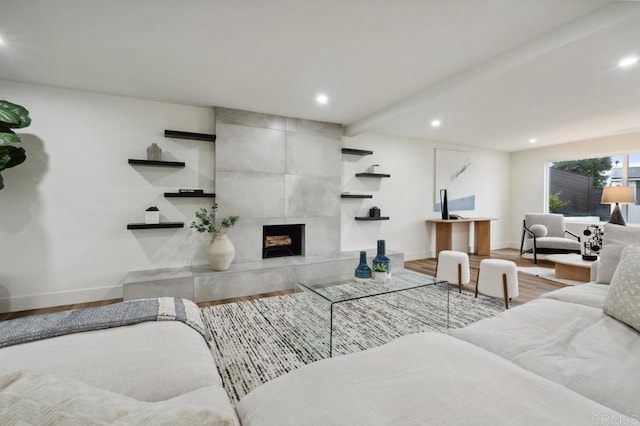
[{"left": 520, "top": 213, "right": 581, "bottom": 263}]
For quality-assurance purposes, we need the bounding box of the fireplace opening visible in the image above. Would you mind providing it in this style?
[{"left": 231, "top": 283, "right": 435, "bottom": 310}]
[{"left": 262, "top": 224, "right": 305, "bottom": 259}]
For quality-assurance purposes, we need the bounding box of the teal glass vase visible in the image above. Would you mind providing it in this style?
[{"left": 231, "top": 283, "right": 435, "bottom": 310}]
[
  {"left": 354, "top": 250, "right": 372, "bottom": 282},
  {"left": 372, "top": 240, "right": 391, "bottom": 281}
]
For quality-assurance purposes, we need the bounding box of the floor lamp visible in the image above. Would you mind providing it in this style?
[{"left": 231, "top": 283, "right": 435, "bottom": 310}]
[{"left": 601, "top": 186, "right": 636, "bottom": 226}]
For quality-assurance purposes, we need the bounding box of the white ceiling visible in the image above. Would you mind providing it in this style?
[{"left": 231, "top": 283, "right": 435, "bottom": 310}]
[{"left": 1, "top": 0, "right": 639, "bottom": 151}]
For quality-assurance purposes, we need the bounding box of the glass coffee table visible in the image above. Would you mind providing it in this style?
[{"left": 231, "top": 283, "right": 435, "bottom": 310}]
[{"left": 295, "top": 269, "right": 449, "bottom": 357}]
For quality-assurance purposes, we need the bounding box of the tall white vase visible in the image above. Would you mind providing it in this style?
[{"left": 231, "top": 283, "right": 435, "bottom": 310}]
[{"left": 209, "top": 233, "right": 235, "bottom": 271}]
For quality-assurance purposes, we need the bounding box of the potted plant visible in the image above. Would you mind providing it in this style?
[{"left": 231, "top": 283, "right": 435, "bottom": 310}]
[
  {"left": 0, "top": 100, "right": 31, "bottom": 190},
  {"left": 190, "top": 203, "right": 239, "bottom": 271},
  {"left": 373, "top": 262, "right": 388, "bottom": 283},
  {"left": 145, "top": 206, "right": 160, "bottom": 224}
]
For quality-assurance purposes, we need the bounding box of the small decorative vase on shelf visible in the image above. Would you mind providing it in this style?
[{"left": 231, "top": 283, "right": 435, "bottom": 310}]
[
  {"left": 209, "top": 233, "right": 235, "bottom": 271},
  {"left": 354, "top": 250, "right": 372, "bottom": 283},
  {"left": 145, "top": 211, "right": 160, "bottom": 224},
  {"left": 372, "top": 239, "right": 391, "bottom": 281},
  {"left": 147, "top": 143, "right": 162, "bottom": 161}
]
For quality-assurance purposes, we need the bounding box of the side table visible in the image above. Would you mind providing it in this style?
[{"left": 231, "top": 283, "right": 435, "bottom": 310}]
[{"left": 545, "top": 254, "right": 594, "bottom": 282}]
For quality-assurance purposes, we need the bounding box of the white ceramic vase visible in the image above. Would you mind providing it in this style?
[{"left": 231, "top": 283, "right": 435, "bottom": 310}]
[
  {"left": 373, "top": 271, "right": 387, "bottom": 283},
  {"left": 209, "top": 233, "right": 235, "bottom": 271},
  {"left": 145, "top": 211, "right": 160, "bottom": 224}
]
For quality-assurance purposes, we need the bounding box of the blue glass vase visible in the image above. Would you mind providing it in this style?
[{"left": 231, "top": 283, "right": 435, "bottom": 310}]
[
  {"left": 354, "top": 250, "right": 372, "bottom": 282},
  {"left": 372, "top": 240, "right": 391, "bottom": 281}
]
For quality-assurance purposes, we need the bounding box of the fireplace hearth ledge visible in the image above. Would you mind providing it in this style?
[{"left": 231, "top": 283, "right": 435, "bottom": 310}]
[{"left": 123, "top": 250, "right": 405, "bottom": 302}]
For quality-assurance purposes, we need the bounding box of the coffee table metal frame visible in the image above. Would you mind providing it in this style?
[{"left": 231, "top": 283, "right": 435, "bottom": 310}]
[{"left": 295, "top": 269, "right": 449, "bottom": 357}]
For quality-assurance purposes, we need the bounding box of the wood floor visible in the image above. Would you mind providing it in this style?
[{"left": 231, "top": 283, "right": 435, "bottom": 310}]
[
  {"left": 405, "top": 248, "right": 563, "bottom": 308},
  {"left": 0, "top": 249, "right": 561, "bottom": 321}
]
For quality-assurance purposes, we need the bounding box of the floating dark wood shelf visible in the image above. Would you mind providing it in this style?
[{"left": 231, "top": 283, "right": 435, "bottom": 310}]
[
  {"left": 355, "top": 216, "right": 390, "bottom": 221},
  {"left": 341, "top": 193, "right": 373, "bottom": 199},
  {"left": 128, "top": 159, "right": 185, "bottom": 167},
  {"left": 127, "top": 222, "right": 184, "bottom": 230},
  {"left": 164, "top": 192, "right": 215, "bottom": 198},
  {"left": 164, "top": 129, "right": 216, "bottom": 142},
  {"left": 342, "top": 148, "right": 373, "bottom": 156},
  {"left": 355, "top": 172, "right": 391, "bottom": 178}
]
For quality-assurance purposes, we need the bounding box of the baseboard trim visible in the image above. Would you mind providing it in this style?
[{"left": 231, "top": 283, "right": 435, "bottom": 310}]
[
  {"left": 491, "top": 242, "right": 513, "bottom": 250},
  {"left": 404, "top": 243, "right": 513, "bottom": 262},
  {"left": 403, "top": 250, "right": 432, "bottom": 261},
  {"left": 0, "top": 285, "right": 123, "bottom": 314},
  {"left": 504, "top": 242, "right": 521, "bottom": 250}
]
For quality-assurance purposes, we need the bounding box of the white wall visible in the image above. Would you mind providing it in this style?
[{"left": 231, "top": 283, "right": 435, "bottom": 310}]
[
  {"left": 0, "top": 80, "right": 215, "bottom": 312},
  {"left": 341, "top": 133, "right": 511, "bottom": 260},
  {"left": 509, "top": 132, "right": 640, "bottom": 246},
  {"left": 0, "top": 80, "right": 514, "bottom": 312}
]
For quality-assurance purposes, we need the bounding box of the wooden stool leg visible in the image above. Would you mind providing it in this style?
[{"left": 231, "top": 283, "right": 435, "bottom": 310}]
[
  {"left": 474, "top": 268, "right": 480, "bottom": 298},
  {"left": 457, "top": 263, "right": 462, "bottom": 293},
  {"left": 502, "top": 273, "right": 509, "bottom": 309}
]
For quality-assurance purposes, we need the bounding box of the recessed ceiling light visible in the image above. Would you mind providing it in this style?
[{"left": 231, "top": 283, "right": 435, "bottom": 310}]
[
  {"left": 316, "top": 94, "right": 328, "bottom": 105},
  {"left": 0, "top": 35, "right": 5, "bottom": 46},
  {"left": 430, "top": 119, "right": 441, "bottom": 128},
  {"left": 529, "top": 138, "right": 537, "bottom": 144},
  {"left": 618, "top": 56, "right": 638, "bottom": 68}
]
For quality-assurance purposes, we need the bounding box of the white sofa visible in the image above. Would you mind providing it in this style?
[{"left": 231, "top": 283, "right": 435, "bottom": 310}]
[
  {"left": 236, "top": 224, "right": 640, "bottom": 425},
  {"left": 0, "top": 309, "right": 239, "bottom": 425},
  {"left": 236, "top": 284, "right": 638, "bottom": 425},
  {"left": 1, "top": 224, "right": 639, "bottom": 425}
]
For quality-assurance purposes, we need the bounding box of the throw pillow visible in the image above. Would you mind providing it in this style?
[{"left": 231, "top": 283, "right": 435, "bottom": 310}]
[
  {"left": 595, "top": 223, "right": 640, "bottom": 284},
  {"left": 530, "top": 224, "right": 548, "bottom": 237},
  {"left": 603, "top": 244, "right": 640, "bottom": 332},
  {"left": 0, "top": 370, "right": 235, "bottom": 426}
]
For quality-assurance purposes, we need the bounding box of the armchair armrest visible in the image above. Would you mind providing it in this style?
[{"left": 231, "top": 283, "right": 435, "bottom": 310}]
[
  {"left": 590, "top": 260, "right": 600, "bottom": 282},
  {"left": 522, "top": 224, "right": 535, "bottom": 239},
  {"left": 564, "top": 229, "right": 580, "bottom": 242},
  {"left": 520, "top": 220, "right": 536, "bottom": 255}
]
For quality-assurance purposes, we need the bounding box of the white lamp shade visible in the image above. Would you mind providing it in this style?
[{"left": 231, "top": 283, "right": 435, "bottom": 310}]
[{"left": 602, "top": 186, "right": 636, "bottom": 204}]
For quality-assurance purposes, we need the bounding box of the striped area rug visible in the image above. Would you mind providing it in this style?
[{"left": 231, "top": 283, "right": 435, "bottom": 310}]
[{"left": 201, "top": 284, "right": 505, "bottom": 404}]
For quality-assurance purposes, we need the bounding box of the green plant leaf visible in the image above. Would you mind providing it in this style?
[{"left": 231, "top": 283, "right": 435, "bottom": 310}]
[
  {"left": 3, "top": 146, "right": 26, "bottom": 169},
  {"left": 0, "top": 174, "right": 4, "bottom": 190},
  {"left": 373, "top": 262, "right": 387, "bottom": 272},
  {"left": 0, "top": 130, "right": 20, "bottom": 146},
  {"left": 190, "top": 205, "right": 239, "bottom": 235},
  {"left": 0, "top": 100, "right": 31, "bottom": 129},
  {"left": 0, "top": 152, "right": 10, "bottom": 171}
]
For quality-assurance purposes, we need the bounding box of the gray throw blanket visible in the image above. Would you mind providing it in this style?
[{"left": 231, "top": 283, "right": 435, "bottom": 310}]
[{"left": 0, "top": 298, "right": 212, "bottom": 349}]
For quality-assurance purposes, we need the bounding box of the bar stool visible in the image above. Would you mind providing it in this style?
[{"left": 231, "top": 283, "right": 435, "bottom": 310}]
[
  {"left": 435, "top": 250, "right": 470, "bottom": 293},
  {"left": 475, "top": 259, "right": 519, "bottom": 309}
]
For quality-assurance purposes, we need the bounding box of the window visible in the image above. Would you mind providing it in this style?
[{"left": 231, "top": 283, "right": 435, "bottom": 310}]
[
  {"left": 547, "top": 152, "right": 639, "bottom": 224},
  {"left": 611, "top": 152, "right": 640, "bottom": 224}
]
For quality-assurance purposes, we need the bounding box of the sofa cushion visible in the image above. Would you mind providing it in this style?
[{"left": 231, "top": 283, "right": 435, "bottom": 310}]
[
  {"left": 0, "top": 322, "right": 229, "bottom": 405},
  {"left": 237, "top": 332, "right": 631, "bottom": 426},
  {"left": 451, "top": 298, "right": 640, "bottom": 418},
  {"left": 0, "top": 370, "right": 235, "bottom": 426},
  {"left": 534, "top": 236, "right": 580, "bottom": 251},
  {"left": 539, "top": 283, "right": 609, "bottom": 309},
  {"left": 524, "top": 213, "right": 565, "bottom": 237},
  {"left": 603, "top": 244, "right": 640, "bottom": 332},
  {"left": 530, "top": 224, "right": 548, "bottom": 237},
  {"left": 596, "top": 223, "right": 640, "bottom": 284}
]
